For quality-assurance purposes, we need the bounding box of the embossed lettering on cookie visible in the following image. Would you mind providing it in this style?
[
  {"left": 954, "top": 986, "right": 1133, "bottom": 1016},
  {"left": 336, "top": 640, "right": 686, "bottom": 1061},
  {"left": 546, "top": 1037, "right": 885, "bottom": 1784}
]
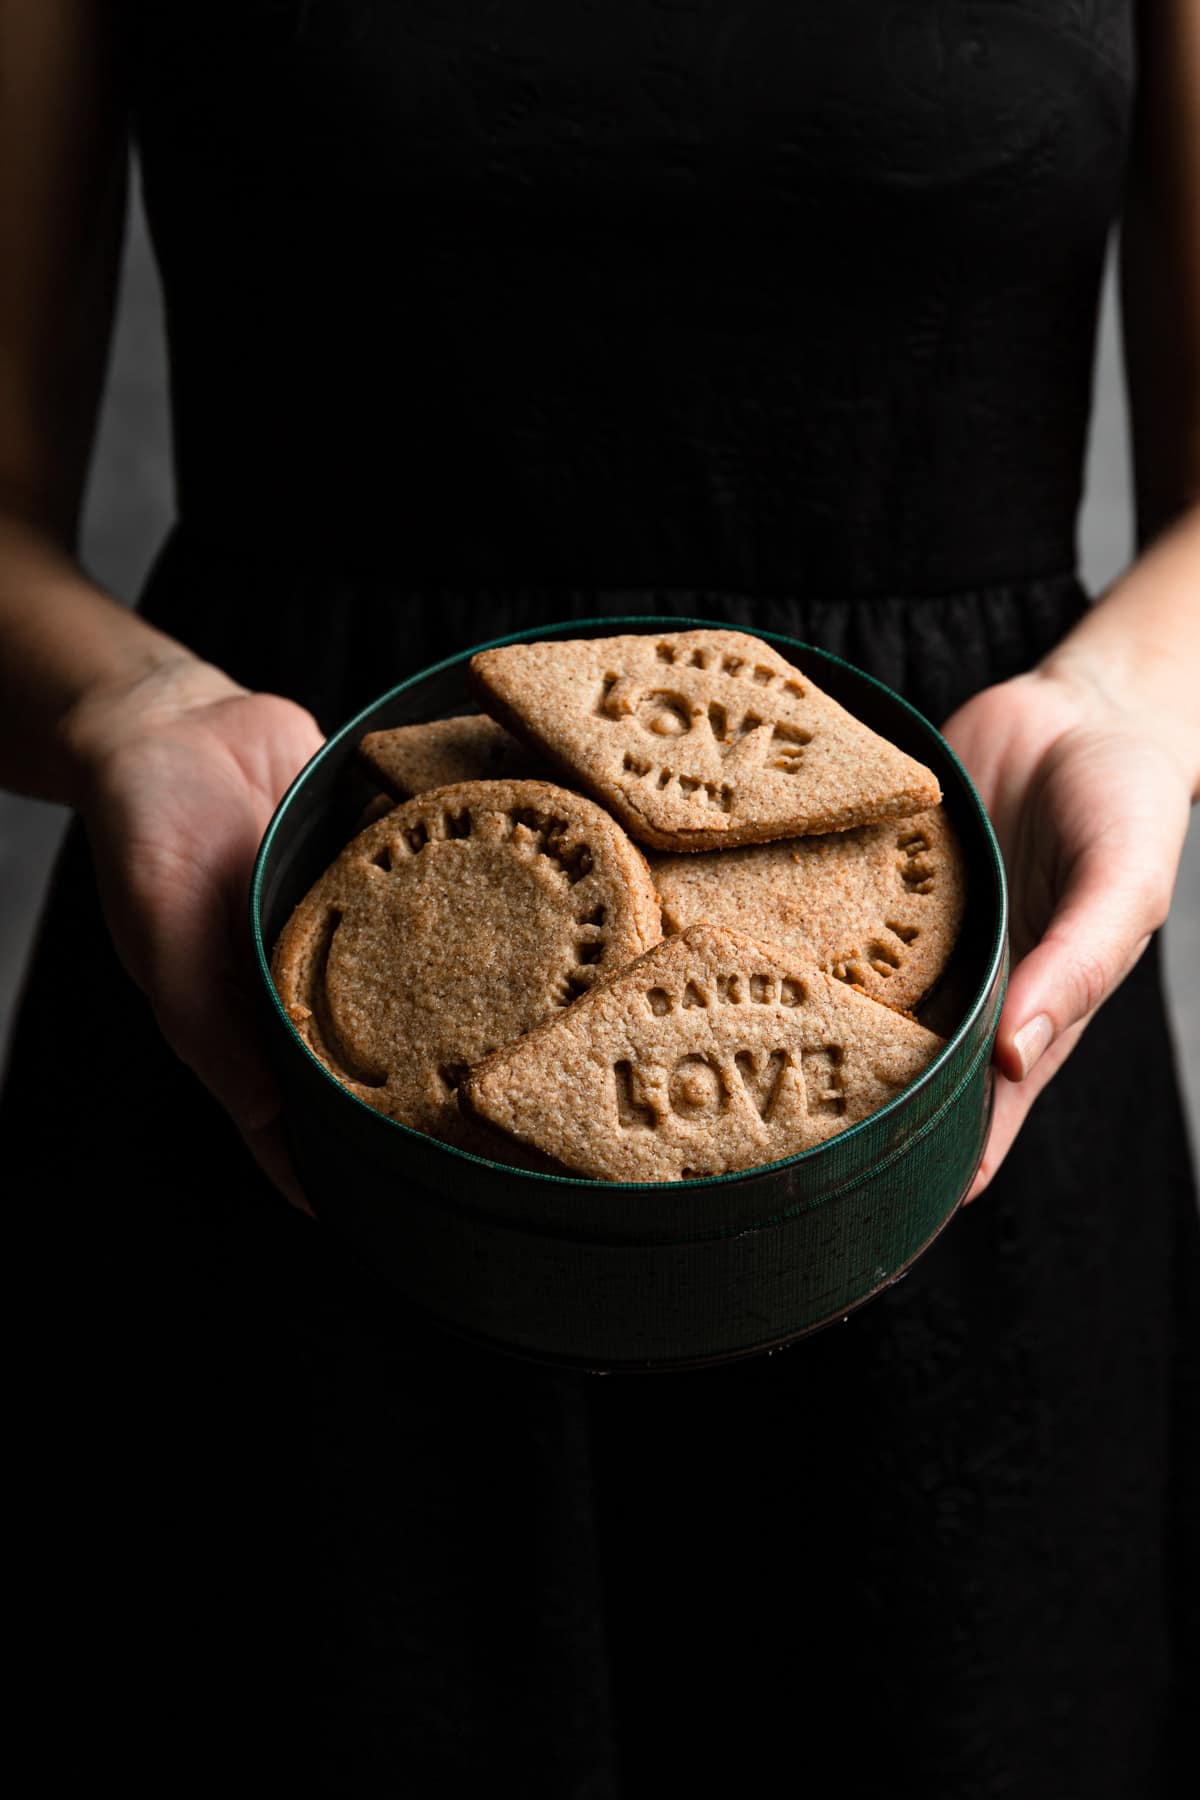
[
  {"left": 269, "top": 778, "right": 660, "bottom": 1155},
  {"left": 650, "top": 806, "right": 967, "bottom": 1012},
  {"left": 461, "top": 925, "right": 944, "bottom": 1182},
  {"left": 470, "top": 628, "right": 942, "bottom": 848}
]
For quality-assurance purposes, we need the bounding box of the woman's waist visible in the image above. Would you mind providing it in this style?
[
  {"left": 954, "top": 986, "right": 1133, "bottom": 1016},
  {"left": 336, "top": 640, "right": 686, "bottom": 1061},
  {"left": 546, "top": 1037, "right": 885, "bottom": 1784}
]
[
  {"left": 168, "top": 474, "right": 1082, "bottom": 601},
  {"left": 138, "top": 519, "right": 1090, "bottom": 732}
]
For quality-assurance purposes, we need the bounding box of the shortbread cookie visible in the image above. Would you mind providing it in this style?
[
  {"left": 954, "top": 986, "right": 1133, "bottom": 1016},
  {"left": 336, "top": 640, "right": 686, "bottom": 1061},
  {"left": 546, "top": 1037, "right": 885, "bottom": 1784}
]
[
  {"left": 470, "top": 629, "right": 940, "bottom": 850},
  {"left": 651, "top": 807, "right": 966, "bottom": 1011},
  {"left": 461, "top": 924, "right": 944, "bottom": 1182},
  {"left": 358, "top": 714, "right": 546, "bottom": 799},
  {"left": 270, "top": 780, "right": 661, "bottom": 1147}
]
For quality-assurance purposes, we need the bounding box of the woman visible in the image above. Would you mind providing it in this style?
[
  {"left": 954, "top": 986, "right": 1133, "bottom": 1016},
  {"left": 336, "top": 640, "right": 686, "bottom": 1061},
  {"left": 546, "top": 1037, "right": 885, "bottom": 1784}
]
[{"left": 3, "top": 3, "right": 1196, "bottom": 1792}]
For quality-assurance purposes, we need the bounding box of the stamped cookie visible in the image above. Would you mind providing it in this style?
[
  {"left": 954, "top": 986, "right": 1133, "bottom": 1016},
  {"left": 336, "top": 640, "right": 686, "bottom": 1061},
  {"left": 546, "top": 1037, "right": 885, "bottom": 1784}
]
[
  {"left": 461, "top": 924, "right": 943, "bottom": 1182},
  {"left": 270, "top": 780, "right": 662, "bottom": 1146},
  {"left": 651, "top": 807, "right": 966, "bottom": 1011},
  {"left": 358, "top": 714, "right": 546, "bottom": 800},
  {"left": 470, "top": 629, "right": 940, "bottom": 850}
]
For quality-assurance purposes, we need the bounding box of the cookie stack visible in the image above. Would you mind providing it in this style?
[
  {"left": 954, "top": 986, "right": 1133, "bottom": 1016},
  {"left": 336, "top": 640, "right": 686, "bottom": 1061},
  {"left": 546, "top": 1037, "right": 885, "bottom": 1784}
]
[{"left": 271, "top": 629, "right": 966, "bottom": 1181}]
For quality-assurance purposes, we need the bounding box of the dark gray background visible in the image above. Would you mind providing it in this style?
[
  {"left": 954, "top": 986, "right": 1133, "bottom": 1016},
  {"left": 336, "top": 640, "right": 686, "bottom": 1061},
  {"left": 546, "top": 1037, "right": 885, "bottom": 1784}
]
[{"left": 2, "top": 173, "right": 1197, "bottom": 1155}]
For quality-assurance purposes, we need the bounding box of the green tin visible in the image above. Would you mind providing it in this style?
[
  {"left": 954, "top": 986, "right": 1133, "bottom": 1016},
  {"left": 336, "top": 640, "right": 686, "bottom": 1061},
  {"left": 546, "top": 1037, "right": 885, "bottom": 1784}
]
[{"left": 251, "top": 619, "right": 1008, "bottom": 1371}]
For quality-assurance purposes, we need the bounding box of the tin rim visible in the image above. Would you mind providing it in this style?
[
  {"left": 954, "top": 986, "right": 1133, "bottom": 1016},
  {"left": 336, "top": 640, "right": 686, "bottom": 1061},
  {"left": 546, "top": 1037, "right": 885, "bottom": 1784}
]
[{"left": 250, "top": 616, "right": 1008, "bottom": 1194}]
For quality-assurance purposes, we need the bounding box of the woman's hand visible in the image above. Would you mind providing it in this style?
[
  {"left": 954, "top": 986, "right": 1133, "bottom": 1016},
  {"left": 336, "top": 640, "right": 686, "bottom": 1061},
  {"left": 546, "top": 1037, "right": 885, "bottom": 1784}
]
[
  {"left": 62, "top": 656, "right": 326, "bottom": 1213},
  {"left": 941, "top": 660, "right": 1194, "bottom": 1202}
]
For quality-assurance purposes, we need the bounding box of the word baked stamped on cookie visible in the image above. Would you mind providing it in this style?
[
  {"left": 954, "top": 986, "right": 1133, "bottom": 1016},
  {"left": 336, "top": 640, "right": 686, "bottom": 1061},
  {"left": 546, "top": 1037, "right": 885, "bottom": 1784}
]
[
  {"left": 461, "top": 924, "right": 944, "bottom": 1181},
  {"left": 651, "top": 806, "right": 966, "bottom": 1011}
]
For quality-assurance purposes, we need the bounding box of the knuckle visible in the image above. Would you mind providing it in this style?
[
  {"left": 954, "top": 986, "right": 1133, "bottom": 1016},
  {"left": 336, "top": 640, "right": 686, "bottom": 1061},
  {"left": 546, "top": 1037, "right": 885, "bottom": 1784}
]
[{"left": 1070, "top": 945, "right": 1109, "bottom": 1018}]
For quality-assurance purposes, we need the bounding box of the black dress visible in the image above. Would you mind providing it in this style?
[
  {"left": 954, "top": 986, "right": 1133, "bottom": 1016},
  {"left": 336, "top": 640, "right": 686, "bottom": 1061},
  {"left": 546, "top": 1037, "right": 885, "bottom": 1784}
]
[{"left": 6, "top": 3, "right": 1197, "bottom": 1793}]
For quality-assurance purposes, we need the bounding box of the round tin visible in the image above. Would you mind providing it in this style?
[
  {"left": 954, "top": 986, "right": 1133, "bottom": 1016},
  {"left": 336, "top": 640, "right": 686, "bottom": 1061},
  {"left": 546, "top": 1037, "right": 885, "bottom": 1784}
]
[{"left": 251, "top": 618, "right": 1007, "bottom": 1371}]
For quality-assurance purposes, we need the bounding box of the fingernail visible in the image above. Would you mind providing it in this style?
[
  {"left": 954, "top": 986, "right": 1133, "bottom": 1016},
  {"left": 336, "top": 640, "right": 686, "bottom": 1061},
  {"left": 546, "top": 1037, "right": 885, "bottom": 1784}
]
[{"left": 1013, "top": 1013, "right": 1054, "bottom": 1078}]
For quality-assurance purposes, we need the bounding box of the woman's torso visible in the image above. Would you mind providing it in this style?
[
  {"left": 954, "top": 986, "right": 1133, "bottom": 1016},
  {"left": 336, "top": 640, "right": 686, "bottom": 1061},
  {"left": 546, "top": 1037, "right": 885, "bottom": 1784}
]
[{"left": 125, "top": 0, "right": 1133, "bottom": 608}]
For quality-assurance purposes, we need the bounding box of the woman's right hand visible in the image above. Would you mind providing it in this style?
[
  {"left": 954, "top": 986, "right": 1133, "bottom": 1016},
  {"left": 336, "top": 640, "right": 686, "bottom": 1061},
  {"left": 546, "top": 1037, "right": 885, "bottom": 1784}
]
[{"left": 62, "top": 656, "right": 326, "bottom": 1213}]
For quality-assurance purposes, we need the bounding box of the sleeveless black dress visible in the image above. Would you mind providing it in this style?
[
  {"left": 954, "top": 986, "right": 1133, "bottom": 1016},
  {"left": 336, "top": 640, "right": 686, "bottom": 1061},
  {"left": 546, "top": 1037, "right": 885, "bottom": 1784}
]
[{"left": 6, "top": 4, "right": 1197, "bottom": 1793}]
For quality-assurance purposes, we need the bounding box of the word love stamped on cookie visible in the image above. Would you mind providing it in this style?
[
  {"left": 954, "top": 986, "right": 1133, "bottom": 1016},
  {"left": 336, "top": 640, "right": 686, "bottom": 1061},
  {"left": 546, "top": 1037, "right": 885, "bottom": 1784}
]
[
  {"left": 470, "top": 629, "right": 941, "bottom": 850},
  {"left": 461, "top": 924, "right": 944, "bottom": 1181}
]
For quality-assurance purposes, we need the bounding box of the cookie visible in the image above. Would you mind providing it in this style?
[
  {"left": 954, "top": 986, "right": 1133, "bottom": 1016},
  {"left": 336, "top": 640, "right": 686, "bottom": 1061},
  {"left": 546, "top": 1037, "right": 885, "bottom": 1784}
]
[
  {"left": 358, "top": 714, "right": 546, "bottom": 799},
  {"left": 461, "top": 923, "right": 944, "bottom": 1182},
  {"left": 651, "top": 807, "right": 966, "bottom": 1011},
  {"left": 270, "top": 780, "right": 662, "bottom": 1147},
  {"left": 470, "top": 629, "right": 941, "bottom": 850}
]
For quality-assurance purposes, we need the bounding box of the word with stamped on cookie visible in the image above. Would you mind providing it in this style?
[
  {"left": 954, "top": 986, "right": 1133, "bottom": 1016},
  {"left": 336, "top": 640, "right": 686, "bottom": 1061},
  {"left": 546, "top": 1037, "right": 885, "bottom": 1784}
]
[{"left": 469, "top": 628, "right": 941, "bottom": 850}]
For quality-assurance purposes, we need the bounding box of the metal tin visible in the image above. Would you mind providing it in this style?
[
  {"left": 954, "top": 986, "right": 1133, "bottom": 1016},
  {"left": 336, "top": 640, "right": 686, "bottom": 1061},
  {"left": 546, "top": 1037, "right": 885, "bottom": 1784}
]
[{"left": 251, "top": 618, "right": 1008, "bottom": 1371}]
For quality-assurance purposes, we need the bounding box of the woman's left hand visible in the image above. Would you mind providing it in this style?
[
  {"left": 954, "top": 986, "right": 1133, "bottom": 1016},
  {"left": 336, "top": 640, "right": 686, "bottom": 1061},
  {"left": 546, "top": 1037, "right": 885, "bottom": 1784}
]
[{"left": 941, "top": 662, "right": 1194, "bottom": 1202}]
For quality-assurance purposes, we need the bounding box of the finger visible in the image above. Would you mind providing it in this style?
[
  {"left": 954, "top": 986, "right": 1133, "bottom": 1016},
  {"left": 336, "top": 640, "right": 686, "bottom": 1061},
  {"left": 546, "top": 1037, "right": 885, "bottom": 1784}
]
[
  {"left": 131, "top": 841, "right": 292, "bottom": 1169},
  {"left": 963, "top": 1074, "right": 1023, "bottom": 1205},
  {"left": 965, "top": 1013, "right": 1089, "bottom": 1202},
  {"left": 242, "top": 1111, "right": 316, "bottom": 1218},
  {"left": 994, "top": 839, "right": 1167, "bottom": 1084},
  {"left": 158, "top": 963, "right": 315, "bottom": 1216}
]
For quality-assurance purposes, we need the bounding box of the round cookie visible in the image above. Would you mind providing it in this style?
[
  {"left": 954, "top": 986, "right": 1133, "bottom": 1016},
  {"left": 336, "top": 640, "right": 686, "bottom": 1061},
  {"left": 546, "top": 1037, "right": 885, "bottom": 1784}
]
[
  {"left": 271, "top": 779, "right": 662, "bottom": 1145},
  {"left": 650, "top": 806, "right": 966, "bottom": 1012}
]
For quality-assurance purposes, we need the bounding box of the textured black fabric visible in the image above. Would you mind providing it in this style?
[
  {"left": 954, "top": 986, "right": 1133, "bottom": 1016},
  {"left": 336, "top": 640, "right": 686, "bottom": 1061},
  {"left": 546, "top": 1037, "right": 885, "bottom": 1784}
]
[
  {"left": 6, "top": 3, "right": 1198, "bottom": 1794},
  {"left": 127, "top": 0, "right": 1130, "bottom": 595}
]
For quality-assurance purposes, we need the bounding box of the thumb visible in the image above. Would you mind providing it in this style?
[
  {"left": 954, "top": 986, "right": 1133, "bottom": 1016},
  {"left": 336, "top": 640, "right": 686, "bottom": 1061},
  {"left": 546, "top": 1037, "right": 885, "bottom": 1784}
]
[{"left": 996, "top": 841, "right": 1169, "bottom": 1083}]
